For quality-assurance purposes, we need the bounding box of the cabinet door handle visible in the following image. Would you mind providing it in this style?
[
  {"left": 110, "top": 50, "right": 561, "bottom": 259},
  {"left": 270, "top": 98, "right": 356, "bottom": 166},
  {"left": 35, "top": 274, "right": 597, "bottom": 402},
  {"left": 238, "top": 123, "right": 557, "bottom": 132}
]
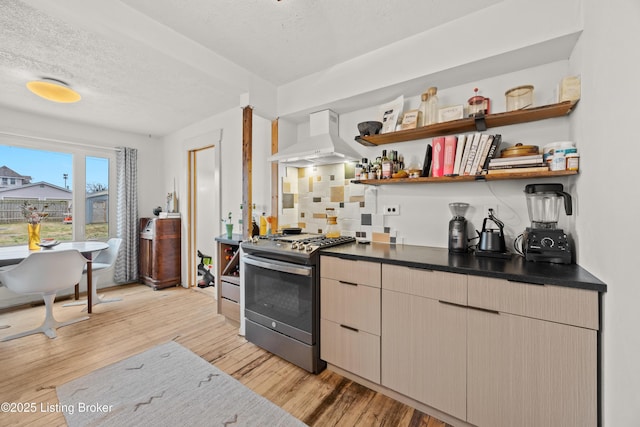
[
  {"left": 408, "top": 266, "right": 434, "bottom": 272},
  {"left": 438, "top": 300, "right": 500, "bottom": 315},
  {"left": 340, "top": 324, "right": 359, "bottom": 332},
  {"left": 507, "top": 279, "right": 545, "bottom": 286},
  {"left": 339, "top": 280, "right": 358, "bottom": 286}
]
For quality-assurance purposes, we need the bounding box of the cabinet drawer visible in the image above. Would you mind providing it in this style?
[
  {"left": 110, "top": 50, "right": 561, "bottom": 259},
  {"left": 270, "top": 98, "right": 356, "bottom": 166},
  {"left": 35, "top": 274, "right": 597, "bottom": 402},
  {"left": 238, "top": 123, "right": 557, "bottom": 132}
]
[
  {"left": 221, "top": 281, "right": 240, "bottom": 302},
  {"left": 382, "top": 264, "right": 467, "bottom": 305},
  {"left": 220, "top": 298, "right": 240, "bottom": 323},
  {"left": 320, "top": 256, "right": 381, "bottom": 288},
  {"left": 320, "top": 318, "right": 380, "bottom": 384},
  {"left": 468, "top": 276, "right": 599, "bottom": 330},
  {"left": 321, "top": 278, "right": 380, "bottom": 335}
]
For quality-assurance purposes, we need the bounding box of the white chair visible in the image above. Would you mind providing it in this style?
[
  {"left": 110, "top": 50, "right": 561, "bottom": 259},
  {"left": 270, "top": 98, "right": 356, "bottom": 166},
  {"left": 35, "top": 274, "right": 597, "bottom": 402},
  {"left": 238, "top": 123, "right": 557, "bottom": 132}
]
[
  {"left": 0, "top": 266, "right": 10, "bottom": 329},
  {"left": 64, "top": 238, "right": 123, "bottom": 311},
  {"left": 0, "top": 250, "right": 89, "bottom": 341}
]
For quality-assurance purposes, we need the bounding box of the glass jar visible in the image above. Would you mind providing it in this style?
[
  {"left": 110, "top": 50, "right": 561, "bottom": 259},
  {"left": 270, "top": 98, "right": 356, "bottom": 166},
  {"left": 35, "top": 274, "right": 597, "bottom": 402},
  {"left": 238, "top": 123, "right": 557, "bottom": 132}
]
[
  {"left": 425, "top": 87, "right": 439, "bottom": 125},
  {"left": 505, "top": 85, "right": 534, "bottom": 111},
  {"left": 325, "top": 209, "right": 340, "bottom": 238}
]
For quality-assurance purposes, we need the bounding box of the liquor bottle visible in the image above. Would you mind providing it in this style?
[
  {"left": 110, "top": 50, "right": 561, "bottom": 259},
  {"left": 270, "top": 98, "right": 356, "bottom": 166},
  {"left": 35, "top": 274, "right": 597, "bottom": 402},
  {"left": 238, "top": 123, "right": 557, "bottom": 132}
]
[
  {"left": 390, "top": 150, "right": 399, "bottom": 173},
  {"left": 425, "top": 87, "right": 439, "bottom": 125},
  {"left": 381, "top": 150, "right": 393, "bottom": 179},
  {"left": 355, "top": 161, "right": 363, "bottom": 180},
  {"left": 258, "top": 213, "right": 266, "bottom": 236}
]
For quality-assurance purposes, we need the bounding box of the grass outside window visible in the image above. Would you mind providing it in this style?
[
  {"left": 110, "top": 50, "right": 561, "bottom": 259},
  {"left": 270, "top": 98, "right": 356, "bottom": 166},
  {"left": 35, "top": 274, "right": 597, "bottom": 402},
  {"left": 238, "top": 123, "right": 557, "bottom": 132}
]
[{"left": 0, "top": 221, "right": 108, "bottom": 246}]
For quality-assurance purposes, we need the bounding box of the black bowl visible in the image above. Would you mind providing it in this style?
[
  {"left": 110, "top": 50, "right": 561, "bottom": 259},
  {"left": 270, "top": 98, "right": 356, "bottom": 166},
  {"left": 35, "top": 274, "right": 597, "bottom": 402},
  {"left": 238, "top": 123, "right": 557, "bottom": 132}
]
[{"left": 357, "top": 121, "right": 383, "bottom": 137}]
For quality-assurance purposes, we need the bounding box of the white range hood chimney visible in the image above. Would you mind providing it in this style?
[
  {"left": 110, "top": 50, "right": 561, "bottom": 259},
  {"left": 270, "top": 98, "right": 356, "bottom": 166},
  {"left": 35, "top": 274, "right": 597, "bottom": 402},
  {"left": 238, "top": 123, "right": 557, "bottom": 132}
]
[{"left": 269, "top": 110, "right": 361, "bottom": 167}]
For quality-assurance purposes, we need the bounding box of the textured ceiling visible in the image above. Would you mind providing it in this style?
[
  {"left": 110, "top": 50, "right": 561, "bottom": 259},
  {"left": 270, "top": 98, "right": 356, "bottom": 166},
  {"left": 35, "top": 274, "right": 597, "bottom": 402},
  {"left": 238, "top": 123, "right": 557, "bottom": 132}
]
[{"left": 0, "top": 0, "right": 500, "bottom": 136}]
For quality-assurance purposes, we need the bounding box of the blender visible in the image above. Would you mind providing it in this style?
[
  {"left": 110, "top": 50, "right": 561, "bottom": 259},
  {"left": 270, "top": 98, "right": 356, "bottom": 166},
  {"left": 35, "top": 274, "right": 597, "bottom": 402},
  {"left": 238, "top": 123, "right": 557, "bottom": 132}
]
[
  {"left": 522, "top": 183, "right": 573, "bottom": 264},
  {"left": 448, "top": 202, "right": 469, "bottom": 253}
]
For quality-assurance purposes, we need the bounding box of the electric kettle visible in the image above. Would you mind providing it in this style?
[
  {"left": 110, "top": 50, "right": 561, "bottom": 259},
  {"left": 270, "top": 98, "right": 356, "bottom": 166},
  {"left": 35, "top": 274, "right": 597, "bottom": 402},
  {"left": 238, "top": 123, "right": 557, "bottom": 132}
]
[{"left": 477, "top": 209, "right": 506, "bottom": 253}]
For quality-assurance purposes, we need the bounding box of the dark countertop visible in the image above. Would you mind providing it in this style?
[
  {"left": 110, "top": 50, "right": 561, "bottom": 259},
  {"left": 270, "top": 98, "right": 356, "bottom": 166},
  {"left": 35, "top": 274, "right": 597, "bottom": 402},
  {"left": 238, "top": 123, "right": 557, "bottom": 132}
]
[
  {"left": 214, "top": 233, "right": 244, "bottom": 245},
  {"left": 320, "top": 242, "right": 607, "bottom": 292}
]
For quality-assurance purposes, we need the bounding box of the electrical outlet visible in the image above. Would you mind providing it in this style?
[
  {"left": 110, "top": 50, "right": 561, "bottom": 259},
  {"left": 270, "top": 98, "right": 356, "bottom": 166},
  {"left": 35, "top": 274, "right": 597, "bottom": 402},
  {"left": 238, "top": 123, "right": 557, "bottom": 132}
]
[
  {"left": 483, "top": 204, "right": 498, "bottom": 216},
  {"left": 383, "top": 205, "right": 400, "bottom": 216}
]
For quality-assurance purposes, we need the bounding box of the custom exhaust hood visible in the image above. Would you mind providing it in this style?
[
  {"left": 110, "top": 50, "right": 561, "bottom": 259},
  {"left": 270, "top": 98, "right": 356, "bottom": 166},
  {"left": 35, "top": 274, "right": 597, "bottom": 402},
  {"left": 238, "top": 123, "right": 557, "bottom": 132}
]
[{"left": 269, "top": 110, "right": 361, "bottom": 167}]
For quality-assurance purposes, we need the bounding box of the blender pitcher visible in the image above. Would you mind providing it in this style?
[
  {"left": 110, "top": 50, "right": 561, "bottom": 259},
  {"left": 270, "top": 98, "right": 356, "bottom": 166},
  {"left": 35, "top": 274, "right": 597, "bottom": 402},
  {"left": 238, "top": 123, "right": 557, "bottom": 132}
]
[{"left": 524, "top": 183, "right": 572, "bottom": 229}]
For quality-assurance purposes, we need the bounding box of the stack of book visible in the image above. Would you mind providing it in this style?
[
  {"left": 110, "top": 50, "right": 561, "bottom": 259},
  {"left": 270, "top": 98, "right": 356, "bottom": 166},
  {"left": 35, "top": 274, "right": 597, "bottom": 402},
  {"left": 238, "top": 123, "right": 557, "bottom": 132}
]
[
  {"left": 487, "top": 153, "right": 548, "bottom": 175},
  {"left": 430, "top": 133, "right": 502, "bottom": 177}
]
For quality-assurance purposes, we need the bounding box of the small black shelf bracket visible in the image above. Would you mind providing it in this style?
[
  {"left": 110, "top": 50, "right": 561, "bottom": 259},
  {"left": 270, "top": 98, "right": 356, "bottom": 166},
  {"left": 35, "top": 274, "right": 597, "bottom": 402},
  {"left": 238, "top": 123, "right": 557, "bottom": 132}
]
[{"left": 473, "top": 113, "right": 487, "bottom": 131}]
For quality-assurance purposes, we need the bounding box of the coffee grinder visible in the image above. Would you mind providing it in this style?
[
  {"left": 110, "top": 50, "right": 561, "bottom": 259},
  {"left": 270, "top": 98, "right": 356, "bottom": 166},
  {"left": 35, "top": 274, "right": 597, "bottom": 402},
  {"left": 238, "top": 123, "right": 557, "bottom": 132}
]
[
  {"left": 522, "top": 183, "right": 573, "bottom": 264},
  {"left": 448, "top": 202, "right": 469, "bottom": 253}
]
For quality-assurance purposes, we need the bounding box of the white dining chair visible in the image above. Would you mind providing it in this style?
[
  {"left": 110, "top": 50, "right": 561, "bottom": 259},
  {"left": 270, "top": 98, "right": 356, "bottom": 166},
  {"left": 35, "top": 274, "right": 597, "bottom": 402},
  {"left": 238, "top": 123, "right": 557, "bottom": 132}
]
[
  {"left": 0, "top": 249, "right": 89, "bottom": 341},
  {"left": 64, "top": 238, "right": 123, "bottom": 311},
  {"left": 0, "top": 266, "right": 10, "bottom": 329}
]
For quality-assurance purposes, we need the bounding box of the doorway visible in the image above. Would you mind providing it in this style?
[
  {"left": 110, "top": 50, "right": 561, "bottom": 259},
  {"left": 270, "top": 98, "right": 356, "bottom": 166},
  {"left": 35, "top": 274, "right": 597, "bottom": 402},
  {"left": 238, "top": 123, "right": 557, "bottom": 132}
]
[{"left": 186, "top": 131, "right": 221, "bottom": 290}]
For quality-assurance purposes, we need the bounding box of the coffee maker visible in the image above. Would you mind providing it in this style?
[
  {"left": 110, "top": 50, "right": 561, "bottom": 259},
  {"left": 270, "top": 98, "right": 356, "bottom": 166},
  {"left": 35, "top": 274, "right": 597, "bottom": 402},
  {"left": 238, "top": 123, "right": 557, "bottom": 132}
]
[
  {"left": 448, "top": 203, "right": 469, "bottom": 253},
  {"left": 522, "top": 183, "right": 573, "bottom": 264}
]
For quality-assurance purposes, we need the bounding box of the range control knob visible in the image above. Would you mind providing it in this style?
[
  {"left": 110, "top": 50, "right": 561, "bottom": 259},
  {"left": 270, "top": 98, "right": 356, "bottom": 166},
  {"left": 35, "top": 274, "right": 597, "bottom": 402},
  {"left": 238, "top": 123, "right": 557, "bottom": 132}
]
[{"left": 541, "top": 237, "right": 555, "bottom": 248}]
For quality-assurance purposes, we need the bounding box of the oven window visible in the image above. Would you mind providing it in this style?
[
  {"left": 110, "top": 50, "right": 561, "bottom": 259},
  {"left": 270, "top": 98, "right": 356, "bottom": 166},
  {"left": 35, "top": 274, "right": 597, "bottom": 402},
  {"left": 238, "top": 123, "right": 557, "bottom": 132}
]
[{"left": 244, "top": 262, "right": 313, "bottom": 334}]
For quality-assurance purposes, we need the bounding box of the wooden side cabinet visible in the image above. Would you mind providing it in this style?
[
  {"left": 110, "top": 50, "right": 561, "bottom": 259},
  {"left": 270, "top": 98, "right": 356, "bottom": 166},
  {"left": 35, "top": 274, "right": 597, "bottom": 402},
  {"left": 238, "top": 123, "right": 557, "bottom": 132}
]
[
  {"left": 215, "top": 234, "right": 242, "bottom": 326},
  {"left": 139, "top": 217, "right": 181, "bottom": 290}
]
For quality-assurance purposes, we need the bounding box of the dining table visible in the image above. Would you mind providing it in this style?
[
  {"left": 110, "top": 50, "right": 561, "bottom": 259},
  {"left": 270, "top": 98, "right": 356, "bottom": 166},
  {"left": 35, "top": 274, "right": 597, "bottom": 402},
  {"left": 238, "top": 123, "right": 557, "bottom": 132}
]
[{"left": 0, "top": 241, "right": 109, "bottom": 314}]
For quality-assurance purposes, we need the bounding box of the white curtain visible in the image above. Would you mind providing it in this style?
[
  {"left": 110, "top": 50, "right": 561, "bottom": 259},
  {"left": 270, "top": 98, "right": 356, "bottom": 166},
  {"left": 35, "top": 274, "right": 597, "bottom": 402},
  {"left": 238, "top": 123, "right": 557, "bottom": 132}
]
[{"left": 114, "top": 147, "right": 138, "bottom": 283}]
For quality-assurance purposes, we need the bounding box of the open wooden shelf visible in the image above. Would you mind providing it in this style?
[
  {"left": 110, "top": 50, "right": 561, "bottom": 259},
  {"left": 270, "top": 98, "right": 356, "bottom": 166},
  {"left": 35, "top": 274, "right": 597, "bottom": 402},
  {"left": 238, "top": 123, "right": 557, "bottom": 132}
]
[
  {"left": 353, "top": 170, "right": 578, "bottom": 185},
  {"left": 354, "top": 100, "right": 578, "bottom": 146}
]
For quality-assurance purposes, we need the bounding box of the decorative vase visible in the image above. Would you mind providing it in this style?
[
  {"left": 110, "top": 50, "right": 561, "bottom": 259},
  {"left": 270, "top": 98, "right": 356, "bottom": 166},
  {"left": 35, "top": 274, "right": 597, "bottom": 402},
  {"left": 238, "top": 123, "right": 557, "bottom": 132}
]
[
  {"left": 28, "top": 223, "right": 41, "bottom": 250},
  {"left": 225, "top": 223, "right": 233, "bottom": 239}
]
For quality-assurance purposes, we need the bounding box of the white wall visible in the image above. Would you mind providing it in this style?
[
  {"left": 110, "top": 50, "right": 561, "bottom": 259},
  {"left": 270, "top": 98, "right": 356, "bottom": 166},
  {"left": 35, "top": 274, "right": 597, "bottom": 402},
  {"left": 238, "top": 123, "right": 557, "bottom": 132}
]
[
  {"left": 576, "top": 2, "right": 640, "bottom": 426},
  {"left": 336, "top": 61, "right": 574, "bottom": 248}
]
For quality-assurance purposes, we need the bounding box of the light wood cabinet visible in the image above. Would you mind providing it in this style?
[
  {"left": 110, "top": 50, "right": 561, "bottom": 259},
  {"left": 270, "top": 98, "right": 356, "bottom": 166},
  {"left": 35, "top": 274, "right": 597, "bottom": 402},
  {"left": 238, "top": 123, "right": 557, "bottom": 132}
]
[
  {"left": 320, "top": 257, "right": 600, "bottom": 427},
  {"left": 467, "top": 309, "right": 597, "bottom": 427},
  {"left": 320, "top": 256, "right": 381, "bottom": 383},
  {"left": 381, "top": 265, "right": 468, "bottom": 420},
  {"left": 466, "top": 276, "right": 598, "bottom": 427}
]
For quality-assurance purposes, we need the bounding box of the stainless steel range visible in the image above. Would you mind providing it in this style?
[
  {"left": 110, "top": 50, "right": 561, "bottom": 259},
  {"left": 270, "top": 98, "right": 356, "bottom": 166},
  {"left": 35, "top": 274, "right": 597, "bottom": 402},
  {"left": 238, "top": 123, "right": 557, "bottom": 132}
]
[{"left": 241, "top": 233, "right": 355, "bottom": 373}]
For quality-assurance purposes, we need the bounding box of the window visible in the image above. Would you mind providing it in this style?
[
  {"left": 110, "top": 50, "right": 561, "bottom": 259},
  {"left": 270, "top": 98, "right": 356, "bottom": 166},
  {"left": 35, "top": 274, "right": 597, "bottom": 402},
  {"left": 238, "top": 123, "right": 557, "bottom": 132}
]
[
  {"left": 85, "top": 156, "right": 110, "bottom": 239},
  {"left": 0, "top": 143, "right": 115, "bottom": 247}
]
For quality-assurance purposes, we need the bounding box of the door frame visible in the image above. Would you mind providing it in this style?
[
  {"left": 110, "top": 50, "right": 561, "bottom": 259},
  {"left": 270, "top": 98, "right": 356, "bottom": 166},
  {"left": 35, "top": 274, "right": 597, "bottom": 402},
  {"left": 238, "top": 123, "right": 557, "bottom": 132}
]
[{"left": 185, "top": 130, "right": 222, "bottom": 288}]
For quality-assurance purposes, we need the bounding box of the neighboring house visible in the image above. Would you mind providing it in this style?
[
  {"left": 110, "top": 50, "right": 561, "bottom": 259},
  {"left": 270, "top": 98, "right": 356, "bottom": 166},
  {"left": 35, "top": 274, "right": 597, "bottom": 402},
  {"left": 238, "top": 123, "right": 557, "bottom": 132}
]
[
  {"left": 0, "top": 165, "right": 31, "bottom": 190},
  {"left": 0, "top": 182, "right": 72, "bottom": 223},
  {"left": 86, "top": 190, "right": 108, "bottom": 224},
  {"left": 0, "top": 181, "right": 71, "bottom": 201}
]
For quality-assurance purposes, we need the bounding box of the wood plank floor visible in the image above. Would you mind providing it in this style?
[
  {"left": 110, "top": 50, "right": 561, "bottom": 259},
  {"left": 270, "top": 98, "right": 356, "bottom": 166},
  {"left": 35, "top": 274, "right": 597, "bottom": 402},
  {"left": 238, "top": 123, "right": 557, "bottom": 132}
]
[{"left": 0, "top": 284, "right": 452, "bottom": 427}]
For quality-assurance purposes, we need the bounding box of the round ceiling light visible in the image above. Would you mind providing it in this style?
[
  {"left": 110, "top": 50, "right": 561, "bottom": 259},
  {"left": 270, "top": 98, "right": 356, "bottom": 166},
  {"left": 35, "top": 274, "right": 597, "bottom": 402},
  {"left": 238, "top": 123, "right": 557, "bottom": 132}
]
[{"left": 26, "top": 78, "right": 81, "bottom": 103}]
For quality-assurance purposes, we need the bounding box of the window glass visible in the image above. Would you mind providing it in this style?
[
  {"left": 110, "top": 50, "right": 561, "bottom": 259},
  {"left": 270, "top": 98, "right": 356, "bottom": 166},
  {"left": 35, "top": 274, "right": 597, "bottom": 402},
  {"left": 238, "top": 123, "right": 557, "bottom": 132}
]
[
  {"left": 0, "top": 145, "right": 73, "bottom": 245},
  {"left": 85, "top": 156, "right": 109, "bottom": 239}
]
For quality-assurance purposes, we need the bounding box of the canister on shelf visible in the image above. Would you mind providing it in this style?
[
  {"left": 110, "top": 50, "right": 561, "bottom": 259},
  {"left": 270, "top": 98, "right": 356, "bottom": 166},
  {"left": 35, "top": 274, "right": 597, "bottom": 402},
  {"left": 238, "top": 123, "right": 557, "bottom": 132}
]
[
  {"left": 566, "top": 153, "right": 580, "bottom": 171},
  {"left": 505, "top": 85, "right": 534, "bottom": 111}
]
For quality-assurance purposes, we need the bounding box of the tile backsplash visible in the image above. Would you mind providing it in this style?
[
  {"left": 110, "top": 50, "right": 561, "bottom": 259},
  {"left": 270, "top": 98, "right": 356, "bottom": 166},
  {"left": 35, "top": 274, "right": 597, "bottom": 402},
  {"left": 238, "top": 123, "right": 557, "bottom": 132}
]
[{"left": 279, "top": 164, "right": 394, "bottom": 243}]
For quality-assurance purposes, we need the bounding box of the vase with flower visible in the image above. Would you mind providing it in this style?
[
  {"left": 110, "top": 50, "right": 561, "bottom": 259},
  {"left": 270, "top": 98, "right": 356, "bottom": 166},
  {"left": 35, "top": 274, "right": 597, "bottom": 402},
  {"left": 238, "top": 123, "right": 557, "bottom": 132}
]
[
  {"left": 22, "top": 202, "right": 48, "bottom": 250},
  {"left": 222, "top": 211, "right": 233, "bottom": 239}
]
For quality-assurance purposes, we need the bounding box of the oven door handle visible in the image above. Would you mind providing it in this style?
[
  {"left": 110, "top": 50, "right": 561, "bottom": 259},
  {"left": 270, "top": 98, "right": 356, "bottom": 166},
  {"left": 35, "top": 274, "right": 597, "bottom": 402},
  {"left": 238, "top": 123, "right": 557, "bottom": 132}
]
[{"left": 243, "top": 255, "right": 313, "bottom": 277}]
